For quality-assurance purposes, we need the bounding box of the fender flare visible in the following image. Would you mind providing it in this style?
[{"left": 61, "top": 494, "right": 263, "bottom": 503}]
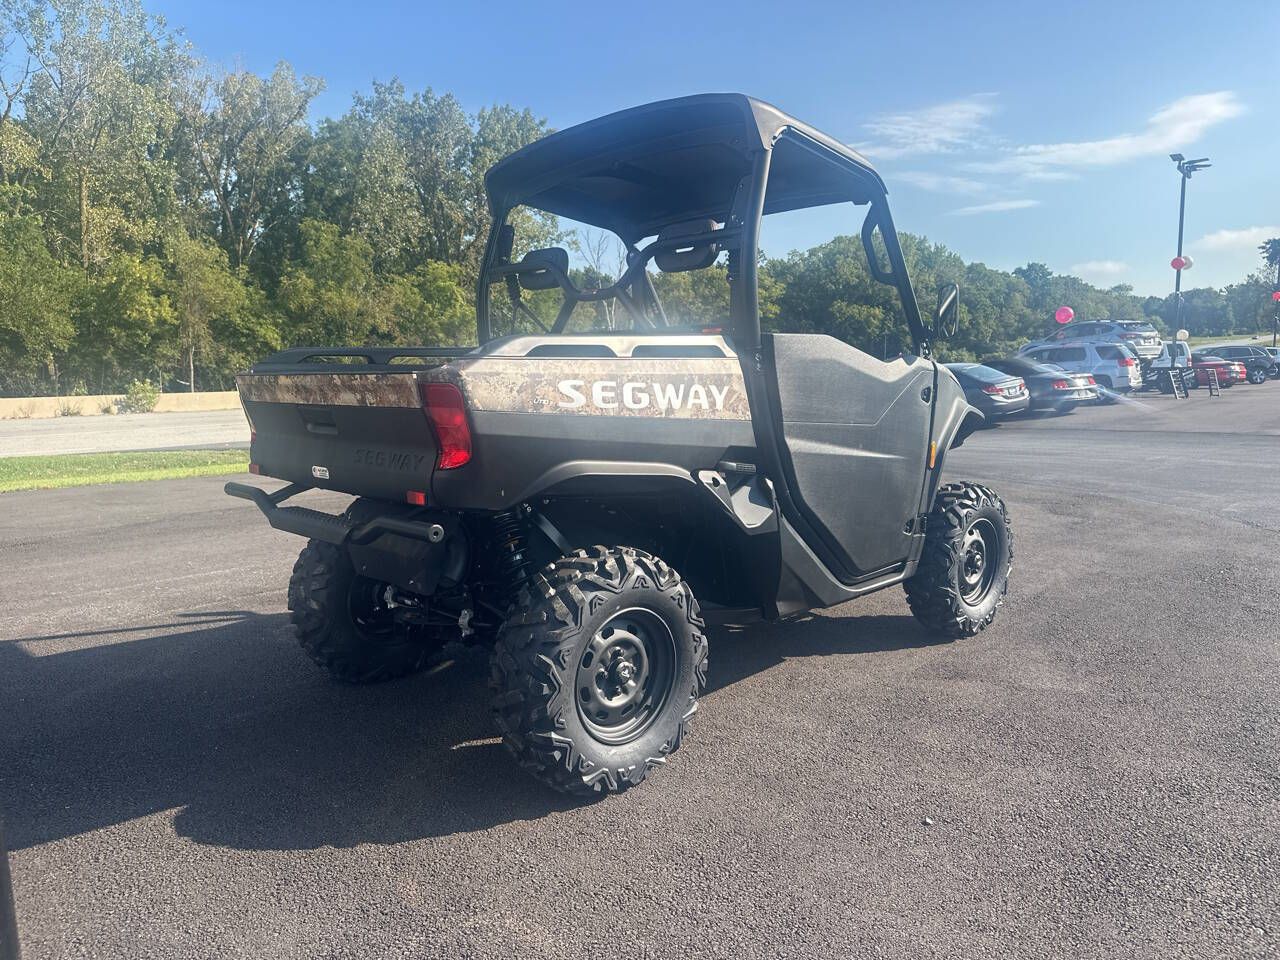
[
  {"left": 511, "top": 459, "right": 698, "bottom": 503},
  {"left": 948, "top": 406, "right": 986, "bottom": 450}
]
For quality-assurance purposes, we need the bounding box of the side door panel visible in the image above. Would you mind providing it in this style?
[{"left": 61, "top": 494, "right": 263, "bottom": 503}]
[{"left": 764, "top": 333, "right": 934, "bottom": 580}]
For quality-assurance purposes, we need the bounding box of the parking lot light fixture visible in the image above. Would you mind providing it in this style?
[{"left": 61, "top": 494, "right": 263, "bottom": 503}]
[{"left": 1169, "top": 154, "right": 1211, "bottom": 328}]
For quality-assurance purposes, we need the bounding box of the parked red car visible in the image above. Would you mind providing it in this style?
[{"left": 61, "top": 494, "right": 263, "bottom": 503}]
[{"left": 1190, "top": 354, "right": 1247, "bottom": 387}]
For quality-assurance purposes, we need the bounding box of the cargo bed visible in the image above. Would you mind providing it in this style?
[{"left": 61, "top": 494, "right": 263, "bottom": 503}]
[{"left": 237, "top": 346, "right": 472, "bottom": 502}]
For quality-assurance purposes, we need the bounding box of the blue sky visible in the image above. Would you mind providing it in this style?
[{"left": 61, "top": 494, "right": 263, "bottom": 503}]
[{"left": 152, "top": 0, "right": 1279, "bottom": 296}]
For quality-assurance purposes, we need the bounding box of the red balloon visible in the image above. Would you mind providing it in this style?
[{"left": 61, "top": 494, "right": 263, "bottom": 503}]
[
  {"left": 1054, "top": 306, "right": 1074, "bottom": 324},
  {"left": 1170, "top": 256, "right": 1187, "bottom": 270}
]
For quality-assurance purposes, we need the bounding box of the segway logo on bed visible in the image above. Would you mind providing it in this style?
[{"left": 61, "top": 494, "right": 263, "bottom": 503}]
[
  {"left": 353, "top": 449, "right": 427, "bottom": 472},
  {"left": 557, "top": 379, "right": 732, "bottom": 413}
]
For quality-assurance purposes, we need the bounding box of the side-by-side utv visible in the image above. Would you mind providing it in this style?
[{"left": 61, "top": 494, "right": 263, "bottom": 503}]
[{"left": 227, "top": 94, "right": 1012, "bottom": 795}]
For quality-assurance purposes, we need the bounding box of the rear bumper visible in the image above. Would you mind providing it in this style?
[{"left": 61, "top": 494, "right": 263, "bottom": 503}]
[
  {"left": 974, "top": 394, "right": 1030, "bottom": 417},
  {"left": 225, "top": 481, "right": 445, "bottom": 546},
  {"left": 1033, "top": 387, "right": 1097, "bottom": 407}
]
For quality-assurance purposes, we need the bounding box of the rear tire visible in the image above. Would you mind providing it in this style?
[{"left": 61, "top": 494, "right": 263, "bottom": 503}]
[
  {"left": 490, "top": 546, "right": 708, "bottom": 796},
  {"left": 288, "top": 541, "right": 444, "bottom": 683},
  {"left": 1248, "top": 367, "right": 1267, "bottom": 385},
  {"left": 905, "top": 482, "right": 1012, "bottom": 638}
]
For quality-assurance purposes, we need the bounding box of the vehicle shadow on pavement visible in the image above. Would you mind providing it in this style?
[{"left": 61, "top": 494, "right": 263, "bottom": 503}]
[
  {"left": 1, "top": 608, "right": 939, "bottom": 853},
  {"left": 706, "top": 612, "right": 948, "bottom": 694}
]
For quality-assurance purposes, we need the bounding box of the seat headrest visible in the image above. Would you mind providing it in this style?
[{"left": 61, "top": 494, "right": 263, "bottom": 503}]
[
  {"left": 517, "top": 247, "right": 569, "bottom": 290},
  {"left": 654, "top": 219, "right": 720, "bottom": 273}
]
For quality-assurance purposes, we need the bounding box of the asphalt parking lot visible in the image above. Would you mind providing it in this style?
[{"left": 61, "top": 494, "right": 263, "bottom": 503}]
[{"left": 2, "top": 386, "right": 1277, "bottom": 959}]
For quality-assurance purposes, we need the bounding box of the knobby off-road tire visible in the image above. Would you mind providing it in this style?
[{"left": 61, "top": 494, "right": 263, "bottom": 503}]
[
  {"left": 490, "top": 546, "right": 708, "bottom": 796},
  {"left": 905, "top": 482, "right": 1013, "bottom": 639},
  {"left": 288, "top": 540, "right": 442, "bottom": 684}
]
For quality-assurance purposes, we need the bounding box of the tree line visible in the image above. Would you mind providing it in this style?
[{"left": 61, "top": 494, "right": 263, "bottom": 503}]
[{"left": 1, "top": 0, "right": 1276, "bottom": 397}]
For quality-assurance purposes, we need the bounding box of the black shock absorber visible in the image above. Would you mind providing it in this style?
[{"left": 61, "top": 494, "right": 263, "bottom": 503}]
[{"left": 489, "top": 508, "right": 535, "bottom": 603}]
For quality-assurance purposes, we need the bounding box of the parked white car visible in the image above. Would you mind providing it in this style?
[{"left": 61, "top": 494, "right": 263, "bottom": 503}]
[
  {"left": 1016, "top": 340, "right": 1144, "bottom": 397},
  {"left": 1023, "top": 319, "right": 1163, "bottom": 360},
  {"left": 1148, "top": 339, "right": 1198, "bottom": 390}
]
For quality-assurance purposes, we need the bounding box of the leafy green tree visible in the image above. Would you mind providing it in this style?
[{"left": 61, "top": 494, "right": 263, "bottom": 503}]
[
  {"left": 72, "top": 251, "right": 174, "bottom": 391},
  {"left": 278, "top": 218, "right": 385, "bottom": 346},
  {"left": 0, "top": 213, "right": 77, "bottom": 394},
  {"left": 178, "top": 61, "right": 322, "bottom": 270},
  {"left": 166, "top": 233, "right": 251, "bottom": 390},
  {"left": 16, "top": 0, "right": 191, "bottom": 268}
]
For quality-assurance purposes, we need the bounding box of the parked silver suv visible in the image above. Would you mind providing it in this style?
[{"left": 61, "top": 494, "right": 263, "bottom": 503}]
[
  {"left": 1023, "top": 319, "right": 1162, "bottom": 360},
  {"left": 1016, "top": 340, "right": 1144, "bottom": 397}
]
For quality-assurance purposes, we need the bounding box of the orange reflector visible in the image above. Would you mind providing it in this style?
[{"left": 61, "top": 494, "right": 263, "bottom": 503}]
[
  {"left": 406, "top": 490, "right": 426, "bottom": 506},
  {"left": 248, "top": 463, "right": 261, "bottom": 475},
  {"left": 928, "top": 442, "right": 937, "bottom": 469}
]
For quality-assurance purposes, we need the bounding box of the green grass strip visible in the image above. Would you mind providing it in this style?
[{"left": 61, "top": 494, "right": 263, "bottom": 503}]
[{"left": 0, "top": 449, "right": 249, "bottom": 493}]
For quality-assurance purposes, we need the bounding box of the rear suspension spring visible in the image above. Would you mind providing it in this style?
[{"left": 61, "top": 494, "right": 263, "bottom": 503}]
[{"left": 489, "top": 508, "right": 535, "bottom": 602}]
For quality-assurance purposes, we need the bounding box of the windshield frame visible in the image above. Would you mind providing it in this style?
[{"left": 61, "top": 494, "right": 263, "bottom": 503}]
[{"left": 477, "top": 126, "right": 928, "bottom": 354}]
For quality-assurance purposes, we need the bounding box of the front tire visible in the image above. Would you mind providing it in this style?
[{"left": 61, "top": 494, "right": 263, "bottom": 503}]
[
  {"left": 490, "top": 546, "right": 708, "bottom": 796},
  {"left": 288, "top": 541, "right": 444, "bottom": 683},
  {"left": 905, "top": 482, "right": 1012, "bottom": 638}
]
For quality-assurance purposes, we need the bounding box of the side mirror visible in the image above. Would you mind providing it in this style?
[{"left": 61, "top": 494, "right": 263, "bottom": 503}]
[{"left": 934, "top": 283, "right": 960, "bottom": 339}]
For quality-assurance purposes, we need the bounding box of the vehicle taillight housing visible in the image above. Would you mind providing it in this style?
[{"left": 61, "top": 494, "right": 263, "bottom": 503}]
[
  {"left": 1118, "top": 357, "right": 1136, "bottom": 367},
  {"left": 1085, "top": 375, "right": 1097, "bottom": 385},
  {"left": 981, "top": 384, "right": 1004, "bottom": 394},
  {"left": 420, "top": 382, "right": 472, "bottom": 470}
]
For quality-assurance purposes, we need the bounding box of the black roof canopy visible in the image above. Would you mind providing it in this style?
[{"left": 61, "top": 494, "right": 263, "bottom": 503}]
[{"left": 485, "top": 94, "right": 887, "bottom": 241}]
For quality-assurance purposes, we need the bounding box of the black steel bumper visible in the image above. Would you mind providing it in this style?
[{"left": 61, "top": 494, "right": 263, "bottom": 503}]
[{"left": 224, "top": 481, "right": 446, "bottom": 546}]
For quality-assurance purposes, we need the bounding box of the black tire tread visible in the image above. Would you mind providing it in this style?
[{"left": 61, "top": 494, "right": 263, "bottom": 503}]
[
  {"left": 288, "top": 540, "right": 436, "bottom": 684},
  {"left": 904, "top": 482, "right": 1013, "bottom": 639},
  {"left": 489, "top": 546, "right": 707, "bottom": 796}
]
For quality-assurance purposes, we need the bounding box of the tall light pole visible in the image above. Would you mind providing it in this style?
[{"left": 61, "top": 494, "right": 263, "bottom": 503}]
[{"left": 1169, "top": 153, "right": 1211, "bottom": 330}]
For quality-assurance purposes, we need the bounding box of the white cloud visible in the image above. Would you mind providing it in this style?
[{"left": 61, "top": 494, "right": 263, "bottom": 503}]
[
  {"left": 1070, "top": 260, "right": 1130, "bottom": 281},
  {"left": 1196, "top": 225, "right": 1280, "bottom": 251},
  {"left": 1021, "top": 169, "right": 1079, "bottom": 182},
  {"left": 968, "top": 91, "right": 1244, "bottom": 176},
  {"left": 949, "top": 199, "right": 1040, "bottom": 216},
  {"left": 856, "top": 94, "right": 997, "bottom": 159},
  {"left": 894, "top": 171, "right": 988, "bottom": 194}
]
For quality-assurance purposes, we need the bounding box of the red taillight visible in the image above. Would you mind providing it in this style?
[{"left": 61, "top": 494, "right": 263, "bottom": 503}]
[
  {"left": 248, "top": 463, "right": 261, "bottom": 475},
  {"left": 1118, "top": 357, "right": 1135, "bottom": 367},
  {"left": 1086, "top": 375, "right": 1097, "bottom": 385},
  {"left": 405, "top": 490, "right": 426, "bottom": 506},
  {"left": 1052, "top": 379, "right": 1070, "bottom": 389},
  {"left": 420, "top": 382, "right": 472, "bottom": 470},
  {"left": 981, "top": 384, "right": 1003, "bottom": 394}
]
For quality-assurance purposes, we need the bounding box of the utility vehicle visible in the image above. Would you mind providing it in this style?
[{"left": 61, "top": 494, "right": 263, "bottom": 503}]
[{"left": 227, "top": 94, "right": 1013, "bottom": 796}]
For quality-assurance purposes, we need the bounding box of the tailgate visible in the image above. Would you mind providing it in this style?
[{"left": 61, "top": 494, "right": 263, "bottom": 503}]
[{"left": 237, "top": 372, "right": 437, "bottom": 501}]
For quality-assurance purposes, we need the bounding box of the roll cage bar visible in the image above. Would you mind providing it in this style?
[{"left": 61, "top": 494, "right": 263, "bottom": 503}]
[{"left": 476, "top": 96, "right": 930, "bottom": 355}]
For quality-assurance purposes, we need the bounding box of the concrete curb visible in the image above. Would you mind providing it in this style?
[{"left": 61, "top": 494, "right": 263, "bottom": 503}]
[{"left": 0, "top": 391, "right": 239, "bottom": 420}]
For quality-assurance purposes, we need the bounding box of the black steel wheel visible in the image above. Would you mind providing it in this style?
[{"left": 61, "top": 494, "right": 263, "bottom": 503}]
[
  {"left": 575, "top": 608, "right": 677, "bottom": 745},
  {"left": 288, "top": 540, "right": 444, "bottom": 683},
  {"left": 957, "top": 517, "right": 999, "bottom": 605},
  {"left": 905, "top": 482, "right": 1012, "bottom": 638},
  {"left": 490, "top": 546, "right": 707, "bottom": 796}
]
